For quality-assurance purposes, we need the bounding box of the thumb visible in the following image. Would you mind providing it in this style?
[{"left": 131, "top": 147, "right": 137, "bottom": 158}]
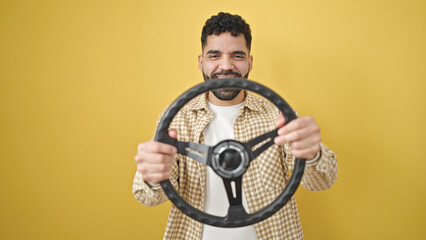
[{"left": 168, "top": 129, "right": 178, "bottom": 139}]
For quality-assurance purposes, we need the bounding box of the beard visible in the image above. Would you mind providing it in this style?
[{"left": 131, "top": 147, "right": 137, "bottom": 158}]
[{"left": 202, "top": 70, "right": 249, "bottom": 101}]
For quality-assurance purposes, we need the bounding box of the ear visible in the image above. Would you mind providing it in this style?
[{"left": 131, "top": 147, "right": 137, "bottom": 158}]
[
  {"left": 248, "top": 55, "right": 253, "bottom": 72},
  {"left": 198, "top": 54, "right": 203, "bottom": 72}
]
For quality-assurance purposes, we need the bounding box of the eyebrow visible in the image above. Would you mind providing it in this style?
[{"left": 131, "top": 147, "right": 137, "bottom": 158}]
[
  {"left": 232, "top": 50, "right": 246, "bottom": 55},
  {"left": 206, "top": 50, "right": 221, "bottom": 54},
  {"left": 206, "top": 50, "right": 247, "bottom": 55}
]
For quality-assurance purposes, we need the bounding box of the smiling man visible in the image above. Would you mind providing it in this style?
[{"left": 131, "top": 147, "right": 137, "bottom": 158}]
[{"left": 133, "top": 12, "right": 338, "bottom": 240}]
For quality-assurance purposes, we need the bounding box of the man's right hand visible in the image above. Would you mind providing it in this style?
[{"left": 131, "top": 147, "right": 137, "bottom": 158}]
[{"left": 134, "top": 130, "right": 178, "bottom": 185}]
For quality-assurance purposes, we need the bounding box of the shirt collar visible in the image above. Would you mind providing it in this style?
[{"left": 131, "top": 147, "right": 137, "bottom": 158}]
[
  {"left": 183, "top": 91, "right": 263, "bottom": 112},
  {"left": 243, "top": 91, "right": 263, "bottom": 112}
]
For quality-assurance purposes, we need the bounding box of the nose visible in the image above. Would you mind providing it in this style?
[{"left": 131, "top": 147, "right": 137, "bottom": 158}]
[{"left": 218, "top": 55, "right": 234, "bottom": 71}]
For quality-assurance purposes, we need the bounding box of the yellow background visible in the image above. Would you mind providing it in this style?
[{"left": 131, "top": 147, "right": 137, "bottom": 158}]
[{"left": 1, "top": 0, "right": 425, "bottom": 239}]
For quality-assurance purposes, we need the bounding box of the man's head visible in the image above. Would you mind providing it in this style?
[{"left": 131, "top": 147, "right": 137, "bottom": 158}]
[
  {"left": 201, "top": 12, "right": 252, "bottom": 53},
  {"left": 198, "top": 12, "right": 253, "bottom": 102}
]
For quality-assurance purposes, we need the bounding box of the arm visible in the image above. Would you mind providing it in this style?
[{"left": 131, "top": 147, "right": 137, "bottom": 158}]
[
  {"left": 132, "top": 112, "right": 180, "bottom": 207},
  {"left": 275, "top": 114, "right": 338, "bottom": 191},
  {"left": 132, "top": 170, "right": 168, "bottom": 207},
  {"left": 132, "top": 151, "right": 180, "bottom": 207},
  {"left": 284, "top": 142, "right": 337, "bottom": 191}
]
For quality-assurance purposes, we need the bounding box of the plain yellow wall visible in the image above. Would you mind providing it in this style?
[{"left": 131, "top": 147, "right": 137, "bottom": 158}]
[{"left": 1, "top": 0, "right": 425, "bottom": 239}]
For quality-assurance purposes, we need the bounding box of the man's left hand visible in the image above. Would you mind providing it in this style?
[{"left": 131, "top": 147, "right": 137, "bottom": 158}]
[{"left": 274, "top": 114, "right": 321, "bottom": 161}]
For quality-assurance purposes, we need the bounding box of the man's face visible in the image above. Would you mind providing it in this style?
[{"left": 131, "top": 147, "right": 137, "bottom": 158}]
[{"left": 198, "top": 32, "right": 253, "bottom": 101}]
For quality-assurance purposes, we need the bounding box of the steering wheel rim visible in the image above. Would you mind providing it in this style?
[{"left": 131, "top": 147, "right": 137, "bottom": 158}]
[{"left": 154, "top": 78, "right": 305, "bottom": 227}]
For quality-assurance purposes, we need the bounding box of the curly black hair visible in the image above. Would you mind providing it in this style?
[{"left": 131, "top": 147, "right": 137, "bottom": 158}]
[{"left": 201, "top": 12, "right": 252, "bottom": 52}]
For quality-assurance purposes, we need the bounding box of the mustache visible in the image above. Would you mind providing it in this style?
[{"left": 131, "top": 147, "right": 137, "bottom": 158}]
[{"left": 211, "top": 70, "right": 242, "bottom": 79}]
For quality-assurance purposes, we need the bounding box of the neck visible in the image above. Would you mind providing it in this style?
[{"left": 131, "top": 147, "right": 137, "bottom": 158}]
[{"left": 207, "top": 91, "right": 245, "bottom": 106}]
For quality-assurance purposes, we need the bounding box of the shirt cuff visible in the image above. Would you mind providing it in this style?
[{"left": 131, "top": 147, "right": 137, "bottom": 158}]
[{"left": 305, "top": 151, "right": 321, "bottom": 164}]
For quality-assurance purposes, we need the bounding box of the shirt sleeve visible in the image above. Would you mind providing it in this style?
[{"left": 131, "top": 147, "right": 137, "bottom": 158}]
[
  {"left": 284, "top": 143, "right": 338, "bottom": 191},
  {"left": 132, "top": 152, "right": 180, "bottom": 207},
  {"left": 132, "top": 110, "right": 181, "bottom": 207},
  {"left": 132, "top": 170, "right": 169, "bottom": 207}
]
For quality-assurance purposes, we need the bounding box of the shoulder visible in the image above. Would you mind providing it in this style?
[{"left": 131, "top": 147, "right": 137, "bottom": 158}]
[
  {"left": 156, "top": 93, "right": 207, "bottom": 121},
  {"left": 155, "top": 94, "right": 210, "bottom": 137},
  {"left": 245, "top": 92, "right": 280, "bottom": 117}
]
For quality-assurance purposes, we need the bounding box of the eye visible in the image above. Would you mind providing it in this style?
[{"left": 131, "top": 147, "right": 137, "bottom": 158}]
[
  {"left": 209, "top": 54, "right": 219, "bottom": 59},
  {"left": 234, "top": 54, "right": 245, "bottom": 60}
]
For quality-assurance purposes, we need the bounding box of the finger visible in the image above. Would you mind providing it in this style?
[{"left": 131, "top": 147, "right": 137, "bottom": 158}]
[
  {"left": 291, "top": 145, "right": 321, "bottom": 160},
  {"left": 290, "top": 135, "right": 321, "bottom": 150},
  {"left": 275, "top": 113, "right": 285, "bottom": 128},
  {"left": 142, "top": 172, "right": 171, "bottom": 184},
  {"left": 276, "top": 127, "right": 312, "bottom": 144},
  {"left": 141, "top": 141, "right": 177, "bottom": 155},
  {"left": 136, "top": 152, "right": 174, "bottom": 164},
  {"left": 168, "top": 129, "right": 178, "bottom": 139},
  {"left": 277, "top": 118, "right": 308, "bottom": 136},
  {"left": 138, "top": 162, "right": 171, "bottom": 174}
]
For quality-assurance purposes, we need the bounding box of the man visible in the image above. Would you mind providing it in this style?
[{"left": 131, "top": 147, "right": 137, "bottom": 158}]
[{"left": 133, "top": 12, "right": 337, "bottom": 240}]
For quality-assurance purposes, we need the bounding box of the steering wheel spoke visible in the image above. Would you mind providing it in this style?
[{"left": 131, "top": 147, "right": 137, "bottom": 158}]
[
  {"left": 176, "top": 141, "right": 212, "bottom": 165},
  {"left": 245, "top": 128, "right": 278, "bottom": 161},
  {"left": 222, "top": 176, "right": 250, "bottom": 221},
  {"left": 222, "top": 177, "right": 243, "bottom": 207}
]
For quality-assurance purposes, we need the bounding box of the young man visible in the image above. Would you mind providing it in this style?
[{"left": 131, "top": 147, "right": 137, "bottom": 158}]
[{"left": 133, "top": 12, "right": 337, "bottom": 240}]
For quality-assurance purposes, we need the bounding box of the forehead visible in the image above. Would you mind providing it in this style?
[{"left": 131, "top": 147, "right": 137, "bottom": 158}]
[{"left": 203, "top": 32, "right": 249, "bottom": 54}]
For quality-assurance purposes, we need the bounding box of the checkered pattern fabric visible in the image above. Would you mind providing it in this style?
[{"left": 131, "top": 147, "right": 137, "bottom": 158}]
[{"left": 133, "top": 92, "right": 338, "bottom": 240}]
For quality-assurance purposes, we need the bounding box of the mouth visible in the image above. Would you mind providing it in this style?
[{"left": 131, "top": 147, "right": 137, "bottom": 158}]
[
  {"left": 203, "top": 70, "right": 246, "bottom": 83},
  {"left": 213, "top": 75, "right": 239, "bottom": 79},
  {"left": 212, "top": 74, "right": 241, "bottom": 79}
]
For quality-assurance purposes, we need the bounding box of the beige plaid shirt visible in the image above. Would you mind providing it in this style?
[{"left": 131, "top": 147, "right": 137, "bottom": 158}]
[{"left": 133, "top": 92, "right": 338, "bottom": 240}]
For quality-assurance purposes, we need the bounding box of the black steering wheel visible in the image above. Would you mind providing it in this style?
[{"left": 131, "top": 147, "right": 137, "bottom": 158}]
[{"left": 154, "top": 78, "right": 305, "bottom": 228}]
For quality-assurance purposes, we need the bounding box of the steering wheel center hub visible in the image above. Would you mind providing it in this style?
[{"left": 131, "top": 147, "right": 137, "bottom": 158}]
[
  {"left": 219, "top": 149, "right": 241, "bottom": 171},
  {"left": 211, "top": 140, "right": 249, "bottom": 179}
]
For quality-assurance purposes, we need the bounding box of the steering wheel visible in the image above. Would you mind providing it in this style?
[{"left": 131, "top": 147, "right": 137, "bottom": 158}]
[{"left": 154, "top": 78, "right": 305, "bottom": 228}]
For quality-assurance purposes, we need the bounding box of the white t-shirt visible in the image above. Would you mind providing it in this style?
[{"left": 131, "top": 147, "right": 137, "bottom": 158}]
[{"left": 201, "top": 101, "right": 259, "bottom": 240}]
